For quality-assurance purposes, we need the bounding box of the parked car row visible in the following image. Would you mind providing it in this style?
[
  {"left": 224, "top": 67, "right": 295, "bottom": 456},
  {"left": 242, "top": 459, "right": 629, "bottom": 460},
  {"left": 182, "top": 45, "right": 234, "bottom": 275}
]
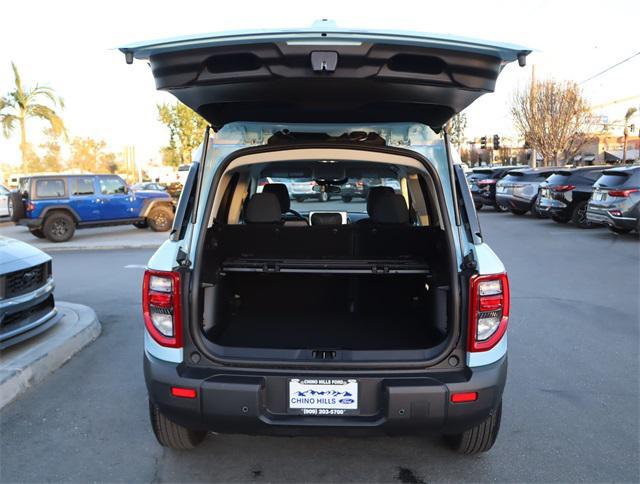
[{"left": 469, "top": 164, "right": 640, "bottom": 234}]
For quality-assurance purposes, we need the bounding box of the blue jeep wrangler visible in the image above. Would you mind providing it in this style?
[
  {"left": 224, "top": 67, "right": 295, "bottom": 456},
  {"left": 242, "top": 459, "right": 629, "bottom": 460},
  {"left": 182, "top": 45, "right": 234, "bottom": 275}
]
[{"left": 10, "top": 174, "right": 174, "bottom": 242}]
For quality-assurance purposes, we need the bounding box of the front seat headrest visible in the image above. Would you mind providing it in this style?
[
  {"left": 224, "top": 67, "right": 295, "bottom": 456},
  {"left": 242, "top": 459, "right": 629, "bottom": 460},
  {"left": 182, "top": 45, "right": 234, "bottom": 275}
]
[
  {"left": 245, "top": 192, "right": 282, "bottom": 224},
  {"left": 369, "top": 192, "right": 410, "bottom": 224},
  {"left": 262, "top": 183, "right": 290, "bottom": 212},
  {"left": 367, "top": 186, "right": 395, "bottom": 215}
]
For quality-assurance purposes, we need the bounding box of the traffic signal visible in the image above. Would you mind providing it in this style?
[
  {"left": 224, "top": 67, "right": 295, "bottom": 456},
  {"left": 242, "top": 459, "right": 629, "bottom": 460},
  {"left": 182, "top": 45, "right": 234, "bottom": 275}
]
[
  {"left": 480, "top": 136, "right": 487, "bottom": 149},
  {"left": 493, "top": 134, "right": 500, "bottom": 150}
]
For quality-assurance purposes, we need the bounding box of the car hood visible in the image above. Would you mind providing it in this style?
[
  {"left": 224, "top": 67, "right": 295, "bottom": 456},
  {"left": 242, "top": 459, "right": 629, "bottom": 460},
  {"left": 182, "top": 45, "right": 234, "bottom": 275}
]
[
  {"left": 0, "top": 236, "right": 51, "bottom": 275},
  {"left": 120, "top": 20, "right": 531, "bottom": 130}
]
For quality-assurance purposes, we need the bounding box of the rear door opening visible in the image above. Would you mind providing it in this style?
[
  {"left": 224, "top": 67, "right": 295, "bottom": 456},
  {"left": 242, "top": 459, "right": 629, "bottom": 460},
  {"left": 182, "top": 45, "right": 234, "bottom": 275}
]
[{"left": 190, "top": 147, "right": 460, "bottom": 364}]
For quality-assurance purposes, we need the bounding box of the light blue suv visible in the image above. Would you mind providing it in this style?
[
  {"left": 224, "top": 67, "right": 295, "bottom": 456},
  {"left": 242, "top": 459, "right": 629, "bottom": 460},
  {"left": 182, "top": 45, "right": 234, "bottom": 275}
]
[{"left": 123, "top": 21, "right": 529, "bottom": 454}]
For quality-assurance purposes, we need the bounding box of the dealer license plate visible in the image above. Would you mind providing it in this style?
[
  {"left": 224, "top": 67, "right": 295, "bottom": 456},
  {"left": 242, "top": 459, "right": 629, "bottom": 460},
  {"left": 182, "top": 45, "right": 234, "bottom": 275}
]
[{"left": 288, "top": 378, "right": 359, "bottom": 415}]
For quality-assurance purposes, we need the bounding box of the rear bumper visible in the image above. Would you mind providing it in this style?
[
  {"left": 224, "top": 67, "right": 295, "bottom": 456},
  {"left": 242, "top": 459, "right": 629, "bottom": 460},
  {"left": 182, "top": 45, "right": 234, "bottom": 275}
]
[
  {"left": 495, "top": 194, "right": 532, "bottom": 212},
  {"left": 145, "top": 352, "right": 507, "bottom": 436},
  {"left": 472, "top": 191, "right": 495, "bottom": 206},
  {"left": 587, "top": 208, "right": 638, "bottom": 230},
  {"left": 16, "top": 217, "right": 43, "bottom": 228}
]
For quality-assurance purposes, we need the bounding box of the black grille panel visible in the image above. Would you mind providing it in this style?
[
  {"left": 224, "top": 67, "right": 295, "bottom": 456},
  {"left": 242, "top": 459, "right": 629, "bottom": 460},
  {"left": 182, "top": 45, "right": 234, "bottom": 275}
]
[{"left": 4, "top": 262, "right": 49, "bottom": 298}]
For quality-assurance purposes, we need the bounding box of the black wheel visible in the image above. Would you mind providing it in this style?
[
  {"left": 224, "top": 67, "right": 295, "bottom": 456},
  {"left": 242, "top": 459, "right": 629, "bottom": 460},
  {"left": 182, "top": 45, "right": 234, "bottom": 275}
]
[
  {"left": 551, "top": 214, "right": 570, "bottom": 224},
  {"left": 42, "top": 212, "right": 75, "bottom": 242},
  {"left": 320, "top": 192, "right": 329, "bottom": 202},
  {"left": 341, "top": 195, "right": 353, "bottom": 203},
  {"left": 474, "top": 202, "right": 482, "bottom": 211},
  {"left": 608, "top": 226, "right": 631, "bottom": 235},
  {"left": 9, "top": 191, "right": 25, "bottom": 221},
  {"left": 147, "top": 206, "right": 173, "bottom": 232},
  {"left": 29, "top": 228, "right": 46, "bottom": 239},
  {"left": 149, "top": 400, "right": 206, "bottom": 449},
  {"left": 295, "top": 197, "right": 304, "bottom": 203},
  {"left": 510, "top": 208, "right": 528, "bottom": 216},
  {"left": 444, "top": 401, "right": 502, "bottom": 454},
  {"left": 494, "top": 203, "right": 509, "bottom": 212},
  {"left": 133, "top": 221, "right": 148, "bottom": 229},
  {"left": 571, "top": 201, "right": 593, "bottom": 228}
]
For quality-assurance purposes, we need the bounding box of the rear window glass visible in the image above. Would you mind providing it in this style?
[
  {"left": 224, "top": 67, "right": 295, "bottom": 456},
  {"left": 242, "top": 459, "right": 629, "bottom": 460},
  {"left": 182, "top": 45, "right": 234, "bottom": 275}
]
[
  {"left": 99, "top": 177, "right": 126, "bottom": 195},
  {"left": 35, "top": 179, "right": 65, "bottom": 198},
  {"left": 595, "top": 172, "right": 631, "bottom": 188},
  {"left": 501, "top": 172, "right": 525, "bottom": 182},
  {"left": 71, "top": 177, "right": 95, "bottom": 195},
  {"left": 546, "top": 173, "right": 571, "bottom": 185},
  {"left": 582, "top": 170, "right": 604, "bottom": 182}
]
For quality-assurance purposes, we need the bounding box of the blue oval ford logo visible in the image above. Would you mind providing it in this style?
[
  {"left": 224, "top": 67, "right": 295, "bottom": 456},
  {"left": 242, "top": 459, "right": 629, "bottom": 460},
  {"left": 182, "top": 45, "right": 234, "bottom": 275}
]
[{"left": 339, "top": 398, "right": 354, "bottom": 405}]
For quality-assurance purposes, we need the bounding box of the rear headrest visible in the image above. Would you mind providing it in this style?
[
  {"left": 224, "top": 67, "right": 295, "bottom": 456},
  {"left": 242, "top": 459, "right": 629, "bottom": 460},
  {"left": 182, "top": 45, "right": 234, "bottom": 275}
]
[
  {"left": 262, "top": 183, "right": 290, "bottom": 212},
  {"left": 245, "top": 192, "right": 282, "bottom": 224},
  {"left": 367, "top": 186, "right": 395, "bottom": 214},
  {"left": 369, "top": 192, "right": 410, "bottom": 224}
]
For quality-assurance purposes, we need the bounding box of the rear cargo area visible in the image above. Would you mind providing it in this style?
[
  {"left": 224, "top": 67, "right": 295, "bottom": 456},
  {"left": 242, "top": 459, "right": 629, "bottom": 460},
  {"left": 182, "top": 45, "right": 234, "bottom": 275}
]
[{"left": 199, "top": 224, "right": 451, "bottom": 353}]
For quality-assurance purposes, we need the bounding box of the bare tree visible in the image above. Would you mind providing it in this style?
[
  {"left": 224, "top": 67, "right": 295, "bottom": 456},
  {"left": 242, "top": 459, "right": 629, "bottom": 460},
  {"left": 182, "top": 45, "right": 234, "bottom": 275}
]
[
  {"left": 447, "top": 113, "right": 467, "bottom": 150},
  {"left": 511, "top": 80, "right": 592, "bottom": 166}
]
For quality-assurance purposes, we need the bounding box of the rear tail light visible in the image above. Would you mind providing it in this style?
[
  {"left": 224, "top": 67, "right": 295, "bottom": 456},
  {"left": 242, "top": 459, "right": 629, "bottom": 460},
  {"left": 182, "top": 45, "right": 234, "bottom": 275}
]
[
  {"left": 356, "top": 181, "right": 364, "bottom": 188},
  {"left": 609, "top": 209, "right": 623, "bottom": 217},
  {"left": 550, "top": 184, "right": 575, "bottom": 192},
  {"left": 143, "top": 270, "right": 182, "bottom": 348},
  {"left": 171, "top": 387, "right": 197, "bottom": 399},
  {"left": 451, "top": 392, "right": 478, "bottom": 403},
  {"left": 608, "top": 188, "right": 639, "bottom": 197},
  {"left": 477, "top": 179, "right": 497, "bottom": 186},
  {"left": 468, "top": 273, "right": 510, "bottom": 352}
]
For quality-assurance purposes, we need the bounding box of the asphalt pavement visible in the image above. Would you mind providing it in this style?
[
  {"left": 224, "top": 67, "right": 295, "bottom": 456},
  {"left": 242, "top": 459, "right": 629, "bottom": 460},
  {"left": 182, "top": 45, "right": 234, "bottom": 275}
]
[
  {"left": 0, "top": 220, "right": 167, "bottom": 251},
  {"left": 0, "top": 212, "right": 638, "bottom": 483}
]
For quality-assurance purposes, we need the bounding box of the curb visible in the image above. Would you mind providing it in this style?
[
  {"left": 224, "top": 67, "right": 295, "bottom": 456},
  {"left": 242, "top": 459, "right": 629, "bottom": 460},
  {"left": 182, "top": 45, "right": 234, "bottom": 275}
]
[{"left": 0, "top": 301, "right": 101, "bottom": 409}]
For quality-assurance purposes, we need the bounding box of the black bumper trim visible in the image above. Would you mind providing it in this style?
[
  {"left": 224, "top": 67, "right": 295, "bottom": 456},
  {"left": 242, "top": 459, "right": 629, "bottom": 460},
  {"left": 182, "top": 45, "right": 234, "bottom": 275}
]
[{"left": 144, "top": 352, "right": 507, "bottom": 436}]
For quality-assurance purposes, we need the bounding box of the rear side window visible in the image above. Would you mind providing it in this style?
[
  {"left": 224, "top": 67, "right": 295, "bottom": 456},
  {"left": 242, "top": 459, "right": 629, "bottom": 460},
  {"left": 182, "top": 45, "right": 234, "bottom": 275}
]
[
  {"left": 99, "top": 177, "right": 126, "bottom": 195},
  {"left": 71, "top": 177, "right": 95, "bottom": 195},
  {"left": 35, "top": 179, "right": 65, "bottom": 198}
]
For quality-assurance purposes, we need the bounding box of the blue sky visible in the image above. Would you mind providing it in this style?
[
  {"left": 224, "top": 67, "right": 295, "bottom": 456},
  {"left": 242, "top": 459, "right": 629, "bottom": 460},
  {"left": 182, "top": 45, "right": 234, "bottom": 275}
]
[{"left": 1, "top": 0, "right": 638, "bottom": 166}]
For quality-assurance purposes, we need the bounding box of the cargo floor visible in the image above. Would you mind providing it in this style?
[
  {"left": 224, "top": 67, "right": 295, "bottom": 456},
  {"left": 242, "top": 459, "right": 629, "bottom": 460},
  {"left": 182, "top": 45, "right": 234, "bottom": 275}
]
[{"left": 211, "top": 312, "right": 441, "bottom": 350}]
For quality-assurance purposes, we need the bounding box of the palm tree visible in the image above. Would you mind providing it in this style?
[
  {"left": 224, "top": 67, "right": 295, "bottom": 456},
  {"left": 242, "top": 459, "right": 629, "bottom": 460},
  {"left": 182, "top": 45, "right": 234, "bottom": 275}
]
[
  {"left": 622, "top": 107, "right": 638, "bottom": 163},
  {"left": 0, "top": 62, "right": 65, "bottom": 169}
]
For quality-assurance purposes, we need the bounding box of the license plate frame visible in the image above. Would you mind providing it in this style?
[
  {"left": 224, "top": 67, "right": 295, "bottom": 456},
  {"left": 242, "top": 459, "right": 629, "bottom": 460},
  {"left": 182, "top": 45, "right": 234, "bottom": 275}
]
[{"left": 288, "top": 378, "right": 359, "bottom": 416}]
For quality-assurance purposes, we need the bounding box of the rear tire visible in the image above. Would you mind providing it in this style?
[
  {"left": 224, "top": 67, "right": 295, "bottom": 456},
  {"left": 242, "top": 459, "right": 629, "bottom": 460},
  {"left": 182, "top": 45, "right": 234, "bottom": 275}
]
[
  {"left": 551, "top": 214, "right": 570, "bottom": 224},
  {"left": 147, "top": 206, "right": 173, "bottom": 232},
  {"left": 320, "top": 192, "right": 329, "bottom": 202},
  {"left": 494, "top": 203, "right": 509, "bottom": 212},
  {"left": 341, "top": 195, "right": 352, "bottom": 203},
  {"left": 510, "top": 208, "right": 528, "bottom": 216},
  {"left": 295, "top": 197, "right": 304, "bottom": 203},
  {"left": 475, "top": 202, "right": 482, "bottom": 211},
  {"left": 29, "top": 228, "right": 46, "bottom": 239},
  {"left": 571, "top": 201, "right": 593, "bottom": 229},
  {"left": 149, "top": 401, "right": 206, "bottom": 450},
  {"left": 444, "top": 401, "right": 502, "bottom": 455},
  {"left": 133, "top": 221, "right": 148, "bottom": 229},
  {"left": 42, "top": 212, "right": 75, "bottom": 242}
]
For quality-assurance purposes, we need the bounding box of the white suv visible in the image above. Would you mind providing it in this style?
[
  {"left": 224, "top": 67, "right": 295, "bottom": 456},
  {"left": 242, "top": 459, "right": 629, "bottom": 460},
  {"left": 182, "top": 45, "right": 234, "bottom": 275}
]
[{"left": 123, "top": 21, "right": 529, "bottom": 454}]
